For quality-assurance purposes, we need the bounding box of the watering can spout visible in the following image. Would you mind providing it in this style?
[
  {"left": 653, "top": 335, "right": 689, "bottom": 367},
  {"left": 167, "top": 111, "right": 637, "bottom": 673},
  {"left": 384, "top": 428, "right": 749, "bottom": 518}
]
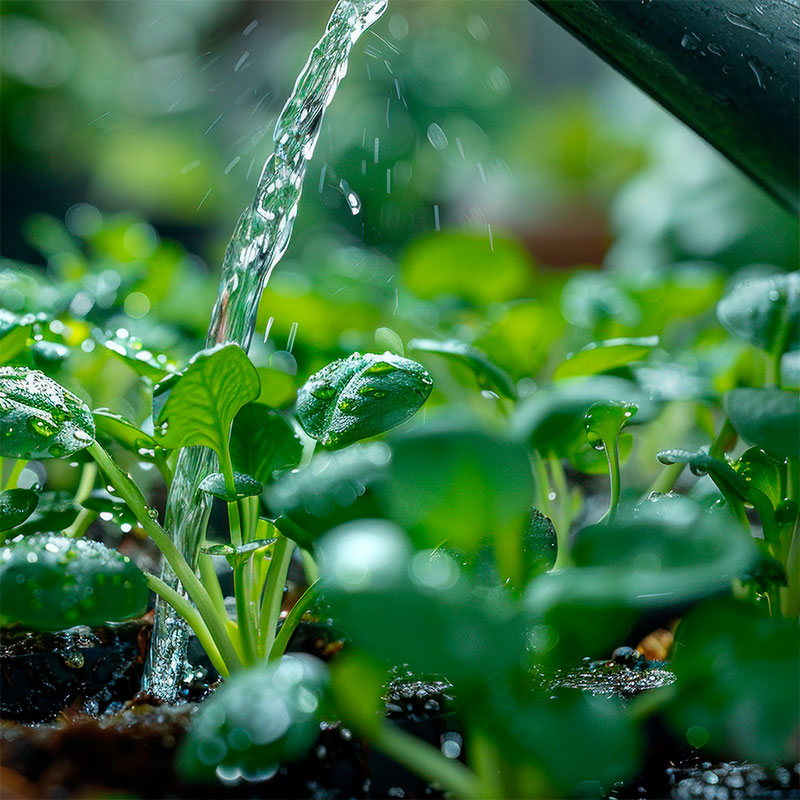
[{"left": 532, "top": 0, "right": 799, "bottom": 213}]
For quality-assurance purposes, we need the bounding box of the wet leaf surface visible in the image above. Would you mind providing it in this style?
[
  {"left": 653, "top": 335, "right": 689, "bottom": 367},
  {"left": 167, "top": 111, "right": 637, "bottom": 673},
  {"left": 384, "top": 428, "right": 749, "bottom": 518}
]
[
  {"left": 554, "top": 336, "right": 659, "bottom": 380},
  {"left": 198, "top": 471, "right": 262, "bottom": 502},
  {"left": 0, "top": 488, "right": 38, "bottom": 533},
  {"left": 724, "top": 387, "right": 800, "bottom": 458}
]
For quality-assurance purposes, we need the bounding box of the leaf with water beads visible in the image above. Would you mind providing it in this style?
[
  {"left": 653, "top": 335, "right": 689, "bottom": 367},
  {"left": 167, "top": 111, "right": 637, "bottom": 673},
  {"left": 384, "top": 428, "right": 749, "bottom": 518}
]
[
  {"left": 93, "top": 409, "right": 162, "bottom": 459},
  {"left": 0, "top": 367, "right": 95, "bottom": 460},
  {"left": 408, "top": 337, "right": 517, "bottom": 399},
  {"left": 198, "top": 471, "right": 263, "bottom": 502},
  {"left": 583, "top": 400, "right": 638, "bottom": 449},
  {"left": 0, "top": 489, "right": 38, "bottom": 533},
  {"left": 716, "top": 270, "right": 800, "bottom": 354},
  {"left": 724, "top": 387, "right": 800, "bottom": 458},
  {"left": 295, "top": 351, "right": 433, "bottom": 450},
  {"left": 0, "top": 310, "right": 46, "bottom": 364},
  {"left": 93, "top": 328, "right": 178, "bottom": 382},
  {"left": 9, "top": 491, "right": 79, "bottom": 536},
  {"left": 554, "top": 336, "right": 659, "bottom": 380},
  {"left": 0, "top": 533, "right": 148, "bottom": 630},
  {"left": 154, "top": 344, "right": 260, "bottom": 460},
  {"left": 81, "top": 489, "right": 139, "bottom": 531},
  {"left": 178, "top": 654, "right": 330, "bottom": 781}
]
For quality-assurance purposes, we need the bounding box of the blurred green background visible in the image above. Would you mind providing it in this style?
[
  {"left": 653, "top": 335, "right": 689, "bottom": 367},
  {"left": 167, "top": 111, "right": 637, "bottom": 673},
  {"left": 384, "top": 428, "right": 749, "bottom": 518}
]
[{"left": 2, "top": 0, "right": 798, "bottom": 384}]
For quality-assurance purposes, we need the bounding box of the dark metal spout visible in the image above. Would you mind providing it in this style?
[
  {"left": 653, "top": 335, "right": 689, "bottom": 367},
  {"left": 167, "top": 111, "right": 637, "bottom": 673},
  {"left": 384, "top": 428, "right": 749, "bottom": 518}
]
[{"left": 532, "top": 0, "right": 799, "bottom": 213}]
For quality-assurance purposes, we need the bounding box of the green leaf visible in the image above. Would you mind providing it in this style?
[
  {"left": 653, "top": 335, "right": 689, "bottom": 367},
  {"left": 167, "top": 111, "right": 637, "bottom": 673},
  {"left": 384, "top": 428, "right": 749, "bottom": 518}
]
[
  {"left": 408, "top": 337, "right": 517, "bottom": 399},
  {"left": 0, "top": 534, "right": 148, "bottom": 630},
  {"left": 94, "top": 328, "right": 178, "bottom": 381},
  {"left": 375, "top": 326, "right": 404, "bottom": 355},
  {"left": 0, "top": 489, "right": 38, "bottom": 533},
  {"left": 716, "top": 271, "right": 799, "bottom": 353},
  {"left": 584, "top": 400, "right": 638, "bottom": 447},
  {"left": 266, "top": 442, "right": 392, "bottom": 546},
  {"left": 402, "top": 231, "right": 534, "bottom": 305},
  {"left": 568, "top": 433, "right": 633, "bottom": 476},
  {"left": 255, "top": 367, "right": 297, "bottom": 408},
  {"left": 724, "top": 387, "right": 800, "bottom": 458},
  {"left": 0, "top": 310, "right": 38, "bottom": 364},
  {"left": 178, "top": 655, "right": 329, "bottom": 781},
  {"left": 554, "top": 336, "right": 659, "bottom": 380},
  {"left": 318, "top": 520, "right": 525, "bottom": 688},
  {"left": 295, "top": 352, "right": 432, "bottom": 450},
  {"left": 382, "top": 422, "right": 534, "bottom": 552},
  {"left": 570, "top": 495, "right": 759, "bottom": 604},
  {"left": 0, "top": 368, "right": 95, "bottom": 459},
  {"left": 198, "top": 471, "right": 262, "bottom": 502},
  {"left": 154, "top": 344, "right": 260, "bottom": 459},
  {"left": 667, "top": 598, "right": 799, "bottom": 763},
  {"left": 731, "top": 447, "right": 783, "bottom": 509},
  {"left": 93, "top": 409, "right": 160, "bottom": 456},
  {"left": 511, "top": 376, "right": 652, "bottom": 457},
  {"left": 482, "top": 688, "right": 640, "bottom": 796},
  {"left": 81, "top": 489, "right": 138, "bottom": 530},
  {"left": 230, "top": 404, "right": 302, "bottom": 485},
  {"left": 9, "top": 491, "right": 79, "bottom": 536}
]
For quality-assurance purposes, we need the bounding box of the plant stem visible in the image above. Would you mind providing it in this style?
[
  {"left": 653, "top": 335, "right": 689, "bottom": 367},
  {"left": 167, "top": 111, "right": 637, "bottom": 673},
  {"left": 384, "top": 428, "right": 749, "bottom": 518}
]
[
  {"left": 3, "top": 458, "right": 26, "bottom": 491},
  {"left": 64, "top": 508, "right": 98, "bottom": 539},
  {"left": 199, "top": 554, "right": 227, "bottom": 619},
  {"left": 300, "top": 548, "right": 319, "bottom": 583},
  {"left": 259, "top": 534, "right": 295, "bottom": 657},
  {"left": 269, "top": 579, "right": 321, "bottom": 661},
  {"left": 87, "top": 441, "right": 242, "bottom": 673},
  {"left": 599, "top": 436, "right": 621, "bottom": 524},
  {"left": 646, "top": 462, "right": 684, "bottom": 497},
  {"left": 146, "top": 572, "right": 228, "bottom": 677},
  {"left": 371, "top": 722, "right": 484, "bottom": 800},
  {"left": 709, "top": 417, "right": 736, "bottom": 460},
  {"left": 235, "top": 559, "right": 258, "bottom": 664},
  {"left": 73, "top": 462, "right": 97, "bottom": 505}
]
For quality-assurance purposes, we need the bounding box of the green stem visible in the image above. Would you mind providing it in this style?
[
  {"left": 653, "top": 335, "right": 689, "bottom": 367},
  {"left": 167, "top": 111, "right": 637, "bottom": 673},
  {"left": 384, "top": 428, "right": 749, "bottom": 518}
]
[
  {"left": 599, "top": 436, "right": 621, "bottom": 524},
  {"left": 468, "top": 729, "right": 504, "bottom": 799},
  {"left": 73, "top": 462, "right": 97, "bottom": 505},
  {"left": 146, "top": 572, "right": 228, "bottom": 678},
  {"left": 646, "top": 462, "right": 684, "bottom": 497},
  {"left": 259, "top": 535, "right": 295, "bottom": 657},
  {"left": 199, "top": 554, "right": 227, "bottom": 619},
  {"left": 300, "top": 548, "right": 319, "bottom": 584},
  {"left": 371, "top": 722, "right": 484, "bottom": 800},
  {"left": 3, "top": 458, "right": 26, "bottom": 491},
  {"left": 709, "top": 417, "right": 736, "bottom": 460},
  {"left": 63, "top": 508, "right": 98, "bottom": 539},
  {"left": 87, "top": 440, "right": 242, "bottom": 673},
  {"left": 780, "top": 516, "right": 799, "bottom": 617},
  {"left": 269, "top": 579, "right": 321, "bottom": 661},
  {"left": 235, "top": 558, "right": 258, "bottom": 664}
]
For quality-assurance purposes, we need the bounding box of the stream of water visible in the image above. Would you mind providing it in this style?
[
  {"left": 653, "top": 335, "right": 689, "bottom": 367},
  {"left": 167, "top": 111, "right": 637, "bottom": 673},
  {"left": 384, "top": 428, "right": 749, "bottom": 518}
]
[{"left": 143, "top": 0, "right": 388, "bottom": 701}]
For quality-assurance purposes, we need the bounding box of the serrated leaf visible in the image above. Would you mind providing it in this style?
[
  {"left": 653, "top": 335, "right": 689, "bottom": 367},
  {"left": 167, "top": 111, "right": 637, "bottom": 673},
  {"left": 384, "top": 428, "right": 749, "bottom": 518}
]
[
  {"left": 554, "top": 336, "right": 659, "bottom": 380},
  {"left": 0, "top": 534, "right": 148, "bottom": 630},
  {"left": 724, "top": 387, "right": 800, "bottom": 458},
  {"left": 408, "top": 337, "right": 516, "bottom": 399},
  {"left": 0, "top": 489, "right": 38, "bottom": 532},
  {"left": 0, "top": 367, "right": 95, "bottom": 459},
  {"left": 198, "top": 471, "right": 262, "bottom": 502},
  {"left": 717, "top": 271, "right": 799, "bottom": 354},
  {"left": 154, "top": 344, "right": 260, "bottom": 459},
  {"left": 295, "top": 352, "right": 432, "bottom": 450},
  {"left": 230, "top": 404, "right": 302, "bottom": 485},
  {"left": 94, "top": 328, "right": 178, "bottom": 381}
]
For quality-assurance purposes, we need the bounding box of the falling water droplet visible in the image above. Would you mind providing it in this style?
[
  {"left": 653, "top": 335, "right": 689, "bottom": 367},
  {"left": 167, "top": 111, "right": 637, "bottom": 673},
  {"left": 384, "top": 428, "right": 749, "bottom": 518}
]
[{"left": 426, "top": 123, "right": 448, "bottom": 150}]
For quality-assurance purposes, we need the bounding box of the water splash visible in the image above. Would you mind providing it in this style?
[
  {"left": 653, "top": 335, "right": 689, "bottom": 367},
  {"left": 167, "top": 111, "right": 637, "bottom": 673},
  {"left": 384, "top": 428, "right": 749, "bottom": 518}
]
[{"left": 143, "top": 0, "right": 388, "bottom": 701}]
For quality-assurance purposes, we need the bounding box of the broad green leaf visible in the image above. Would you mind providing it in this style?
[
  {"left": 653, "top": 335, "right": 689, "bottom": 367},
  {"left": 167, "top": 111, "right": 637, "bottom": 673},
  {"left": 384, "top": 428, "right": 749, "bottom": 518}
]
[
  {"left": 724, "top": 387, "right": 800, "bottom": 458},
  {"left": 570, "top": 495, "right": 758, "bottom": 604},
  {"left": 93, "top": 409, "right": 160, "bottom": 456},
  {"left": 732, "top": 447, "right": 783, "bottom": 509},
  {"left": 408, "top": 337, "right": 517, "bottom": 399},
  {"left": 81, "top": 489, "right": 138, "bottom": 530},
  {"left": 0, "top": 534, "right": 148, "bottom": 630},
  {"left": 154, "top": 344, "right": 260, "bottom": 459},
  {"left": 481, "top": 688, "right": 640, "bottom": 796},
  {"left": 230, "top": 403, "right": 302, "bottom": 485},
  {"left": 94, "top": 328, "right": 178, "bottom": 381},
  {"left": 266, "top": 442, "right": 392, "bottom": 545},
  {"left": 584, "top": 400, "right": 638, "bottom": 447},
  {"left": 402, "top": 231, "right": 534, "bottom": 305},
  {"left": 511, "top": 376, "right": 652, "bottom": 457},
  {"left": 381, "top": 422, "right": 534, "bottom": 552},
  {"left": 318, "top": 520, "right": 525, "bottom": 688},
  {"left": 554, "top": 336, "right": 658, "bottom": 380},
  {"left": 295, "top": 352, "right": 432, "bottom": 450},
  {"left": 716, "top": 271, "right": 799, "bottom": 353},
  {"left": 178, "top": 655, "right": 329, "bottom": 781},
  {"left": 667, "top": 598, "right": 799, "bottom": 763},
  {"left": 198, "top": 471, "right": 262, "bottom": 502},
  {"left": 9, "top": 491, "right": 79, "bottom": 536},
  {"left": 0, "top": 489, "right": 38, "bottom": 532},
  {"left": 0, "top": 367, "right": 95, "bottom": 459}
]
